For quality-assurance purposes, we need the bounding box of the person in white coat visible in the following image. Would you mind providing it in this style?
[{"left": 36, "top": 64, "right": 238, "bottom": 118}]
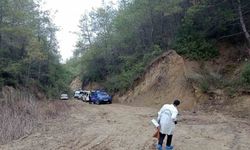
[{"left": 156, "top": 100, "right": 180, "bottom": 150}]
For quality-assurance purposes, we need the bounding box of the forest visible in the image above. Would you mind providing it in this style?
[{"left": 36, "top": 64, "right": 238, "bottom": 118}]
[
  {"left": 0, "top": 0, "right": 70, "bottom": 97},
  {"left": 67, "top": 0, "right": 250, "bottom": 93}
]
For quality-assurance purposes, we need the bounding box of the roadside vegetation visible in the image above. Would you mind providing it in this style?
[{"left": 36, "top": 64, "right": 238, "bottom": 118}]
[
  {"left": 0, "top": 87, "right": 70, "bottom": 144},
  {"left": 0, "top": 0, "right": 71, "bottom": 144},
  {"left": 0, "top": 0, "right": 71, "bottom": 98}
]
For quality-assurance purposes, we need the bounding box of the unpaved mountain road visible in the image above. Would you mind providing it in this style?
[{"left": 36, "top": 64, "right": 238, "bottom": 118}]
[{"left": 1, "top": 100, "right": 250, "bottom": 150}]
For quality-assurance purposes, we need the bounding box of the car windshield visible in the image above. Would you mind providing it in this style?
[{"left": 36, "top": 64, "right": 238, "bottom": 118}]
[{"left": 98, "top": 92, "right": 109, "bottom": 96}]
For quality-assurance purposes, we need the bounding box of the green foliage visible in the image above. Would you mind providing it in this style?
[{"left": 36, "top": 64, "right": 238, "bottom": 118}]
[
  {"left": 241, "top": 63, "right": 250, "bottom": 85},
  {"left": 143, "top": 45, "right": 163, "bottom": 63},
  {"left": 105, "top": 60, "right": 145, "bottom": 93},
  {"left": 225, "top": 86, "right": 238, "bottom": 98},
  {"left": 101, "top": 50, "right": 160, "bottom": 93},
  {"left": 174, "top": 2, "right": 221, "bottom": 60},
  {"left": 213, "top": 63, "right": 250, "bottom": 97},
  {"left": 174, "top": 0, "right": 250, "bottom": 60},
  {"left": 0, "top": 0, "right": 69, "bottom": 98},
  {"left": 175, "top": 35, "right": 218, "bottom": 60},
  {"left": 64, "top": 58, "right": 82, "bottom": 79},
  {"left": 186, "top": 67, "right": 228, "bottom": 93},
  {"left": 0, "top": 78, "right": 3, "bottom": 87},
  {"left": 200, "top": 80, "right": 209, "bottom": 93}
]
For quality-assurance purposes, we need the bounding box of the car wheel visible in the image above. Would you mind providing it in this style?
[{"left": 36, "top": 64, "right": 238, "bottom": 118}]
[{"left": 96, "top": 100, "right": 100, "bottom": 105}]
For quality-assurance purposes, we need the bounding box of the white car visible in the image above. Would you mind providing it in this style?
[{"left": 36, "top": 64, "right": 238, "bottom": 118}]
[
  {"left": 74, "top": 90, "right": 81, "bottom": 99},
  {"left": 60, "top": 94, "right": 69, "bottom": 100},
  {"left": 80, "top": 90, "right": 91, "bottom": 102}
]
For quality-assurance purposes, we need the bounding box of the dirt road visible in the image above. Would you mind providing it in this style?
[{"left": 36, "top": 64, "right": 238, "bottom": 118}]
[{"left": 1, "top": 100, "right": 250, "bottom": 150}]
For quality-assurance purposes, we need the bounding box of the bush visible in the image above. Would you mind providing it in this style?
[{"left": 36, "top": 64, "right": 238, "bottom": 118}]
[
  {"left": 175, "top": 35, "right": 219, "bottom": 60},
  {"left": 105, "top": 73, "right": 132, "bottom": 93},
  {"left": 241, "top": 63, "right": 250, "bottom": 85},
  {"left": 0, "top": 78, "right": 3, "bottom": 87},
  {"left": 186, "top": 69, "right": 226, "bottom": 93},
  {"left": 200, "top": 80, "right": 209, "bottom": 93},
  {"left": 174, "top": 2, "right": 223, "bottom": 60},
  {"left": 143, "top": 45, "right": 163, "bottom": 64},
  {"left": 105, "top": 61, "right": 144, "bottom": 93}
]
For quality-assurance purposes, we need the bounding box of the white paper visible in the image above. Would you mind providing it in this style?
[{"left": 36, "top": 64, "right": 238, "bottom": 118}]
[{"left": 151, "top": 119, "right": 159, "bottom": 127}]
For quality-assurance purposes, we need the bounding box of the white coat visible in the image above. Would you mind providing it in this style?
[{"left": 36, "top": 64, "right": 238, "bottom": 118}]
[{"left": 157, "top": 104, "right": 178, "bottom": 135}]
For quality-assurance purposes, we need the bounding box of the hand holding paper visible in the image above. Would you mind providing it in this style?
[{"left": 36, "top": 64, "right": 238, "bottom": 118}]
[{"left": 151, "top": 119, "right": 159, "bottom": 127}]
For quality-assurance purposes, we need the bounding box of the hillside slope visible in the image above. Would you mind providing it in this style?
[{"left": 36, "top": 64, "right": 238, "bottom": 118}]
[
  {"left": 115, "top": 51, "right": 199, "bottom": 110},
  {"left": 115, "top": 49, "right": 250, "bottom": 118}
]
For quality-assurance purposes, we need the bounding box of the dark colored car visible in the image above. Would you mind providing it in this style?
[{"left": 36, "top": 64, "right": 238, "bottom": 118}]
[{"left": 89, "top": 91, "right": 112, "bottom": 105}]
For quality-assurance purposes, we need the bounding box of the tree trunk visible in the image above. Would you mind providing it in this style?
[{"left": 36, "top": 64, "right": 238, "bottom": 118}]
[
  {"left": 86, "top": 26, "right": 92, "bottom": 46},
  {"left": 26, "top": 62, "right": 31, "bottom": 86},
  {"left": 0, "top": 28, "right": 2, "bottom": 50},
  {"left": 238, "top": 0, "right": 250, "bottom": 46},
  {"left": 149, "top": 0, "right": 154, "bottom": 47},
  {"left": 0, "top": 3, "right": 3, "bottom": 49},
  {"left": 38, "top": 61, "right": 41, "bottom": 81}
]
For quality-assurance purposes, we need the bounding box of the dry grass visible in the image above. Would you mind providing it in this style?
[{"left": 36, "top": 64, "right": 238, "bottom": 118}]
[{"left": 0, "top": 89, "right": 70, "bottom": 144}]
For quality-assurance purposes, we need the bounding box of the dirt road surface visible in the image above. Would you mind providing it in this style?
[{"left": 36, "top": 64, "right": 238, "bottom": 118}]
[{"left": 1, "top": 100, "right": 250, "bottom": 150}]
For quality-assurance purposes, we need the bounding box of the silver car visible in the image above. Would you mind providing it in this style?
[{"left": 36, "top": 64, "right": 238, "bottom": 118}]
[{"left": 60, "top": 94, "right": 69, "bottom": 100}]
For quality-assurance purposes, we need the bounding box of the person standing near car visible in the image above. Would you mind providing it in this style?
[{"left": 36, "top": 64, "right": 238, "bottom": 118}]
[{"left": 156, "top": 99, "right": 180, "bottom": 150}]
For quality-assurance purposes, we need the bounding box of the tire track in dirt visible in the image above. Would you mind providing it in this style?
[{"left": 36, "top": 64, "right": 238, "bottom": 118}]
[{"left": 228, "top": 122, "right": 240, "bottom": 150}]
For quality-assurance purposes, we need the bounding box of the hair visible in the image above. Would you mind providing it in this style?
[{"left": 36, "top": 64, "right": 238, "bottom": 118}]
[{"left": 173, "top": 99, "right": 180, "bottom": 106}]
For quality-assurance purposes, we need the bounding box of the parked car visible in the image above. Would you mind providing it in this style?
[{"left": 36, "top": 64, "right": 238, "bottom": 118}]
[
  {"left": 77, "top": 91, "right": 84, "bottom": 100},
  {"left": 74, "top": 90, "right": 80, "bottom": 98},
  {"left": 60, "top": 94, "right": 69, "bottom": 100},
  {"left": 74, "top": 90, "right": 83, "bottom": 99},
  {"left": 80, "top": 90, "right": 91, "bottom": 102},
  {"left": 89, "top": 90, "right": 112, "bottom": 104}
]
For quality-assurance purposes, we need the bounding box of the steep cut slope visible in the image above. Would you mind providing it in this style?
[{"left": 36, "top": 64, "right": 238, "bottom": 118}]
[
  {"left": 83, "top": 82, "right": 103, "bottom": 91},
  {"left": 70, "top": 76, "right": 82, "bottom": 91},
  {"left": 115, "top": 48, "right": 250, "bottom": 118},
  {"left": 116, "top": 50, "right": 198, "bottom": 110},
  {"left": 70, "top": 76, "right": 103, "bottom": 91}
]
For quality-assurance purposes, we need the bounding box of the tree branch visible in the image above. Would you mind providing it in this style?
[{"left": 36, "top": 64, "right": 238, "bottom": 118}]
[
  {"left": 218, "top": 32, "right": 244, "bottom": 40},
  {"left": 237, "top": 0, "right": 250, "bottom": 46}
]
